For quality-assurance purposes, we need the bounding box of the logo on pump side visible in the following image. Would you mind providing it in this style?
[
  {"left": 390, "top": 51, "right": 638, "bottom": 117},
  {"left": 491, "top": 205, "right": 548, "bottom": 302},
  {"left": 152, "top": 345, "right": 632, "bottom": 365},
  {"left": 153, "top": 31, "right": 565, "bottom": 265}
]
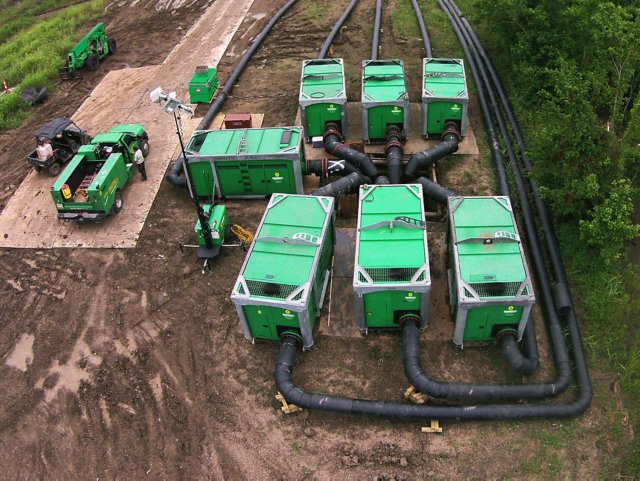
[
  {"left": 404, "top": 292, "right": 417, "bottom": 302},
  {"left": 283, "top": 309, "right": 295, "bottom": 319},
  {"left": 452, "top": 103, "right": 460, "bottom": 111},
  {"left": 503, "top": 305, "right": 517, "bottom": 315},
  {"left": 391, "top": 105, "right": 401, "bottom": 115},
  {"left": 272, "top": 172, "right": 283, "bottom": 182},
  {"left": 327, "top": 103, "right": 337, "bottom": 112}
]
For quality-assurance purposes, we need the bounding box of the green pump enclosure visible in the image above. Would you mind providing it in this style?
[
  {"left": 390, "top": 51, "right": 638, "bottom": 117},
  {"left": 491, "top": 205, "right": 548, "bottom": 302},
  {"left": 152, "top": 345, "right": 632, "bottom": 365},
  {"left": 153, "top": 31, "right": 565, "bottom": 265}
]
[
  {"left": 422, "top": 58, "right": 469, "bottom": 138},
  {"left": 299, "top": 58, "right": 347, "bottom": 141},
  {"left": 231, "top": 194, "right": 335, "bottom": 349},
  {"left": 353, "top": 184, "right": 430, "bottom": 333},
  {"left": 361, "top": 59, "right": 409, "bottom": 143},
  {"left": 185, "top": 127, "right": 305, "bottom": 199},
  {"left": 447, "top": 196, "right": 535, "bottom": 346},
  {"left": 189, "top": 66, "right": 219, "bottom": 104}
]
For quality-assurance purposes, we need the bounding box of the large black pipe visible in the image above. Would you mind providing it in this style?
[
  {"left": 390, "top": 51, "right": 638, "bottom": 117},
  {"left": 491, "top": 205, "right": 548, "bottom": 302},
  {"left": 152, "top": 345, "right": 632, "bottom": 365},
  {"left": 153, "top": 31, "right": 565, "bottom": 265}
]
[
  {"left": 437, "top": 0, "right": 574, "bottom": 395},
  {"left": 404, "top": 320, "right": 558, "bottom": 401},
  {"left": 166, "top": 0, "right": 300, "bottom": 188},
  {"left": 371, "top": 0, "right": 382, "bottom": 60},
  {"left": 404, "top": 130, "right": 459, "bottom": 178},
  {"left": 318, "top": 0, "right": 359, "bottom": 59},
  {"left": 324, "top": 125, "right": 378, "bottom": 177},
  {"left": 275, "top": 336, "right": 591, "bottom": 420},
  {"left": 307, "top": 158, "right": 360, "bottom": 177},
  {"left": 414, "top": 176, "right": 456, "bottom": 205},
  {"left": 411, "top": 0, "right": 433, "bottom": 58},
  {"left": 447, "top": 0, "right": 590, "bottom": 391},
  {"left": 198, "top": 0, "right": 299, "bottom": 132},
  {"left": 385, "top": 126, "right": 403, "bottom": 183},
  {"left": 310, "top": 171, "right": 369, "bottom": 198},
  {"left": 499, "top": 327, "right": 539, "bottom": 376},
  {"left": 458, "top": 13, "right": 568, "bottom": 301},
  {"left": 440, "top": 0, "right": 591, "bottom": 405}
]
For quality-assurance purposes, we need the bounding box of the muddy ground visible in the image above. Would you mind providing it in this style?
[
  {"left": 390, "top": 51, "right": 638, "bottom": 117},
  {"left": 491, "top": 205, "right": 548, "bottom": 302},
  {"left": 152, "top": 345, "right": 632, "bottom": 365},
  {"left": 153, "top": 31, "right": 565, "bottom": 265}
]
[{"left": 0, "top": 0, "right": 635, "bottom": 479}]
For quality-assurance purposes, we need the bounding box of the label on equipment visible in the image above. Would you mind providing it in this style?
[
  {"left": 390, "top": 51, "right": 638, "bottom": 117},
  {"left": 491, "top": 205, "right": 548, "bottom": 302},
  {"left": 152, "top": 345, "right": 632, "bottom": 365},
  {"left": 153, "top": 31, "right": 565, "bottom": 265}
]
[
  {"left": 327, "top": 104, "right": 337, "bottom": 112},
  {"left": 283, "top": 309, "right": 294, "bottom": 319},
  {"left": 503, "top": 305, "right": 517, "bottom": 315},
  {"left": 404, "top": 292, "right": 417, "bottom": 302},
  {"left": 272, "top": 172, "right": 283, "bottom": 183}
]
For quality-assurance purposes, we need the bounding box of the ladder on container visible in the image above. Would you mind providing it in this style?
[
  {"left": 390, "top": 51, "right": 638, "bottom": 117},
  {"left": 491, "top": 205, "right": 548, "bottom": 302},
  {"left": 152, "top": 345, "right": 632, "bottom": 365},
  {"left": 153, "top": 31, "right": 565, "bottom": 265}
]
[{"left": 78, "top": 173, "right": 96, "bottom": 190}]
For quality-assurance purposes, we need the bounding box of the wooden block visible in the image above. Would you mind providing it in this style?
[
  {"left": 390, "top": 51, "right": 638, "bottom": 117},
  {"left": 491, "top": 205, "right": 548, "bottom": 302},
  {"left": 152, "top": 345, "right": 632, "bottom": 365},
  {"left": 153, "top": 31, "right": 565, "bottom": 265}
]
[
  {"left": 275, "top": 392, "right": 302, "bottom": 414},
  {"left": 421, "top": 420, "right": 443, "bottom": 434}
]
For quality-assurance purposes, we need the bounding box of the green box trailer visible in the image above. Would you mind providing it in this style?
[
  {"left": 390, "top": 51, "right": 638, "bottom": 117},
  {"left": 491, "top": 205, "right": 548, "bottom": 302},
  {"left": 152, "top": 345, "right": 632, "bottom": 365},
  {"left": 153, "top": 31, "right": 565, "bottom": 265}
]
[
  {"left": 353, "top": 184, "right": 430, "bottom": 333},
  {"left": 185, "top": 126, "right": 305, "bottom": 199},
  {"left": 361, "top": 59, "right": 409, "bottom": 143},
  {"left": 422, "top": 58, "right": 469, "bottom": 138},
  {"left": 447, "top": 196, "right": 535, "bottom": 346},
  {"left": 189, "top": 66, "right": 219, "bottom": 104},
  {"left": 231, "top": 194, "right": 335, "bottom": 349},
  {"left": 299, "top": 58, "right": 347, "bottom": 141}
]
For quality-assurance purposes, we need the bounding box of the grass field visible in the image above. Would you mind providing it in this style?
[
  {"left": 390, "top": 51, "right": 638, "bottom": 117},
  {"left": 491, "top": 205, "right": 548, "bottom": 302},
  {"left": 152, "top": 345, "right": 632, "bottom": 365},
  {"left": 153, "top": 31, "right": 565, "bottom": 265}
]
[{"left": 0, "top": 0, "right": 104, "bottom": 130}]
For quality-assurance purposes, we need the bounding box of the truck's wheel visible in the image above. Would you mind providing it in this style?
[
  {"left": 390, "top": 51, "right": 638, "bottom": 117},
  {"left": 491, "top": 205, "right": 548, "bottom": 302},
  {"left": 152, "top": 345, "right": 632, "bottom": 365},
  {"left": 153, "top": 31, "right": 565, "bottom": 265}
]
[
  {"left": 113, "top": 190, "right": 123, "bottom": 213},
  {"left": 108, "top": 38, "right": 117, "bottom": 54},
  {"left": 140, "top": 139, "right": 150, "bottom": 158},
  {"left": 86, "top": 54, "right": 99, "bottom": 72},
  {"left": 47, "top": 163, "right": 61, "bottom": 177}
]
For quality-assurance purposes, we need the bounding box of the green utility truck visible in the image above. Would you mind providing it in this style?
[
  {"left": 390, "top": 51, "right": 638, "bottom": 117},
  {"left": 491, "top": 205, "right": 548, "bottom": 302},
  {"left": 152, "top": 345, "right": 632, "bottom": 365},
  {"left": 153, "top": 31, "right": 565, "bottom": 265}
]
[
  {"left": 50, "top": 124, "right": 149, "bottom": 221},
  {"left": 59, "top": 23, "right": 116, "bottom": 79},
  {"left": 299, "top": 58, "right": 347, "bottom": 141},
  {"left": 447, "top": 196, "right": 535, "bottom": 346},
  {"left": 353, "top": 184, "right": 430, "bottom": 334},
  {"left": 185, "top": 126, "right": 305, "bottom": 199},
  {"left": 361, "top": 59, "right": 409, "bottom": 143},
  {"left": 422, "top": 58, "right": 469, "bottom": 138},
  {"left": 231, "top": 194, "right": 335, "bottom": 349}
]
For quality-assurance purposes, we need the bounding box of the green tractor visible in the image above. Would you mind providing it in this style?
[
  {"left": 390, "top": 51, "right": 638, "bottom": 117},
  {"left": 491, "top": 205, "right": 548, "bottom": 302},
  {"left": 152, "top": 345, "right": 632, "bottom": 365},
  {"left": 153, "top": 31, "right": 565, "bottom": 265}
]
[{"left": 59, "top": 23, "right": 116, "bottom": 80}]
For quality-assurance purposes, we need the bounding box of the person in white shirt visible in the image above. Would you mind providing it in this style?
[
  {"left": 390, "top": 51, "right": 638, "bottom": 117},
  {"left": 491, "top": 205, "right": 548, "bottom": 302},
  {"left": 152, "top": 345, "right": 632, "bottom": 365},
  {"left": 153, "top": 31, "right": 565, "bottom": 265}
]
[
  {"left": 133, "top": 146, "right": 147, "bottom": 181},
  {"left": 36, "top": 138, "right": 53, "bottom": 162}
]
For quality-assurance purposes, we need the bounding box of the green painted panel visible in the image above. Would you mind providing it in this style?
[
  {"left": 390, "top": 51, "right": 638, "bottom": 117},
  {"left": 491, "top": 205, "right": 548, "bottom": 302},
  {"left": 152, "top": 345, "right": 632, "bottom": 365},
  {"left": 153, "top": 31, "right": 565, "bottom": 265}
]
[
  {"left": 365, "top": 104, "right": 405, "bottom": 141},
  {"left": 243, "top": 304, "right": 302, "bottom": 341},
  {"left": 363, "top": 61, "right": 407, "bottom": 102},
  {"left": 426, "top": 100, "right": 463, "bottom": 135},
  {"left": 358, "top": 185, "right": 425, "bottom": 271},
  {"left": 187, "top": 161, "right": 215, "bottom": 198},
  {"left": 304, "top": 102, "right": 342, "bottom": 138},
  {"left": 364, "top": 290, "right": 421, "bottom": 327},
  {"left": 463, "top": 305, "right": 524, "bottom": 341}
]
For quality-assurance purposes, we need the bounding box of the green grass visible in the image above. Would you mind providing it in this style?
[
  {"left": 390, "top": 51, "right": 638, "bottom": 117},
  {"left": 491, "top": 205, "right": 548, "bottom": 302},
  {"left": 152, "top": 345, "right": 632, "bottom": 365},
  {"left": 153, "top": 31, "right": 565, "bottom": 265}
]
[
  {"left": 0, "top": 0, "right": 104, "bottom": 130},
  {"left": 390, "top": 0, "right": 419, "bottom": 39}
]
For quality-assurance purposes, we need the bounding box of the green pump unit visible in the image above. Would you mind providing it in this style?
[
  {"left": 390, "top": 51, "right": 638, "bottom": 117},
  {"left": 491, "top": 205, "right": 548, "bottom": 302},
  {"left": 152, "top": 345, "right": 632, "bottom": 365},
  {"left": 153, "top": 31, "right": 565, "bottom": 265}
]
[
  {"left": 185, "top": 127, "right": 305, "bottom": 199},
  {"left": 194, "top": 203, "right": 228, "bottom": 251},
  {"left": 361, "top": 59, "right": 409, "bottom": 143},
  {"left": 231, "top": 194, "right": 335, "bottom": 349},
  {"left": 353, "top": 184, "right": 430, "bottom": 334},
  {"left": 422, "top": 58, "right": 469, "bottom": 138},
  {"left": 299, "top": 58, "right": 347, "bottom": 141},
  {"left": 447, "top": 196, "right": 535, "bottom": 346}
]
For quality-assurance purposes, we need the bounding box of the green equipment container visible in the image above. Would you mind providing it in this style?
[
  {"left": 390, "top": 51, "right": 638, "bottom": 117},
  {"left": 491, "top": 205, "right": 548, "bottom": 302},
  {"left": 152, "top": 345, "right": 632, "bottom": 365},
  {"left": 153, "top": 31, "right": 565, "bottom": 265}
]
[
  {"left": 195, "top": 203, "right": 228, "bottom": 248},
  {"left": 189, "top": 66, "right": 219, "bottom": 104},
  {"left": 353, "top": 184, "right": 430, "bottom": 333},
  {"left": 422, "top": 58, "right": 469, "bottom": 138},
  {"left": 299, "top": 58, "right": 347, "bottom": 141},
  {"left": 231, "top": 194, "right": 335, "bottom": 349},
  {"left": 361, "top": 59, "right": 409, "bottom": 143},
  {"left": 185, "top": 126, "right": 305, "bottom": 199},
  {"left": 447, "top": 196, "right": 535, "bottom": 346}
]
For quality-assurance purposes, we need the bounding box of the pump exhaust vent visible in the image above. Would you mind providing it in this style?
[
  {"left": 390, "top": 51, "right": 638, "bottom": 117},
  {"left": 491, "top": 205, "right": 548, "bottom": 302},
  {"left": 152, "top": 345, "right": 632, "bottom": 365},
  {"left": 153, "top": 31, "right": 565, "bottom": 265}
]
[
  {"left": 469, "top": 281, "right": 522, "bottom": 298},
  {"left": 246, "top": 280, "right": 299, "bottom": 299},
  {"left": 360, "top": 266, "right": 421, "bottom": 283}
]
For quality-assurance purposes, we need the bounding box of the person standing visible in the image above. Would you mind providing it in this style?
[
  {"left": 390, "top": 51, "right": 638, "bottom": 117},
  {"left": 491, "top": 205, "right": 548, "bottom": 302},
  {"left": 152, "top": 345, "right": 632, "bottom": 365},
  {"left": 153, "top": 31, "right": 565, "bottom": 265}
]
[{"left": 133, "top": 146, "right": 147, "bottom": 181}]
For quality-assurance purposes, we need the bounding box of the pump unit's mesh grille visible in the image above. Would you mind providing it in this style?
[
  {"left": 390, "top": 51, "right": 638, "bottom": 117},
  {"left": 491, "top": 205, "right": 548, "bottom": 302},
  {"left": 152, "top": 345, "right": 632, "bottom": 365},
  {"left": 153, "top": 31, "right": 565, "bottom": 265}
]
[
  {"left": 361, "top": 267, "right": 422, "bottom": 283},
  {"left": 246, "top": 280, "right": 299, "bottom": 299},
  {"left": 469, "top": 281, "right": 522, "bottom": 298}
]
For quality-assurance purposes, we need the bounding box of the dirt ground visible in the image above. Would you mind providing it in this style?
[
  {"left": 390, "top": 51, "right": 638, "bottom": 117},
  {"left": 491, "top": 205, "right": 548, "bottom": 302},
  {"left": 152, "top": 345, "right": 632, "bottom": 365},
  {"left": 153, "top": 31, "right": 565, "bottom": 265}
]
[{"left": 0, "top": 0, "right": 634, "bottom": 479}]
